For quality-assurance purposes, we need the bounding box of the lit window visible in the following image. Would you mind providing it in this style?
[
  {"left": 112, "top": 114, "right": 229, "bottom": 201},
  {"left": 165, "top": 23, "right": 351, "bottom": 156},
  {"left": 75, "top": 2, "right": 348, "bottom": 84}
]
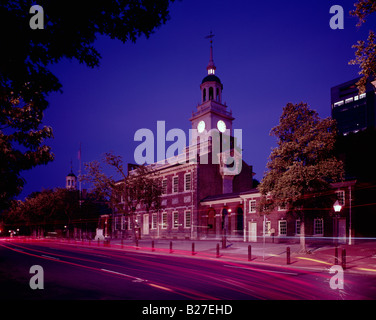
[
  {"left": 172, "top": 211, "right": 179, "bottom": 229},
  {"left": 359, "top": 93, "right": 366, "bottom": 99},
  {"left": 345, "top": 97, "right": 353, "bottom": 104},
  {"left": 334, "top": 100, "right": 344, "bottom": 107},
  {"left": 354, "top": 95, "right": 359, "bottom": 101}
]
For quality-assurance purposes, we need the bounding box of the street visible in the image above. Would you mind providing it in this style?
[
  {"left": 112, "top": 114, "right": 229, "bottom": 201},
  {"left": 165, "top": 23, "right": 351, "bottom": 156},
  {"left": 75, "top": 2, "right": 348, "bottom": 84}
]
[{"left": 0, "top": 239, "right": 375, "bottom": 300}]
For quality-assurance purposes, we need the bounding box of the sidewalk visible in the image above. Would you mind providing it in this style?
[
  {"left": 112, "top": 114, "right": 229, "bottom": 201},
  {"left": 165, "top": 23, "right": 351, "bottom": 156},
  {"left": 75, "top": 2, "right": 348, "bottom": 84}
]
[{"left": 105, "top": 238, "right": 376, "bottom": 275}]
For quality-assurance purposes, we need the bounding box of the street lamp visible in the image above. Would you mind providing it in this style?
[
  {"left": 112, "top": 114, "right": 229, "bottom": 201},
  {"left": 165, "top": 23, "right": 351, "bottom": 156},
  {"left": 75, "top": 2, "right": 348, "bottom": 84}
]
[
  {"left": 333, "top": 200, "right": 342, "bottom": 246},
  {"left": 333, "top": 200, "right": 342, "bottom": 213}
]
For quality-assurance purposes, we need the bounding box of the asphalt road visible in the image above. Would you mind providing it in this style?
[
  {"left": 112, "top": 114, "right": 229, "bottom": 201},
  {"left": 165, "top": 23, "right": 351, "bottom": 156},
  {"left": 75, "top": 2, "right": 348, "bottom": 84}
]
[{"left": 0, "top": 239, "right": 375, "bottom": 300}]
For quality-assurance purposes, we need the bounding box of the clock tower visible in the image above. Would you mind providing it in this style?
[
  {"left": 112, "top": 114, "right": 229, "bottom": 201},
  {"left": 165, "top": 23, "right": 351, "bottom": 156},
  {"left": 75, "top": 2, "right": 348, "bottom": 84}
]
[{"left": 190, "top": 34, "right": 234, "bottom": 135}]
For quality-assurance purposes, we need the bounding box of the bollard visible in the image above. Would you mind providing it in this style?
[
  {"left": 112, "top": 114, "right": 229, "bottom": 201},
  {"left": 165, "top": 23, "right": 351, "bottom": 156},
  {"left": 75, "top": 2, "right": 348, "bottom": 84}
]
[
  {"left": 152, "top": 240, "right": 155, "bottom": 252},
  {"left": 136, "top": 238, "right": 139, "bottom": 249},
  {"left": 335, "top": 246, "right": 339, "bottom": 265},
  {"left": 342, "top": 248, "right": 346, "bottom": 270},
  {"left": 192, "top": 242, "right": 195, "bottom": 256},
  {"left": 170, "top": 241, "right": 173, "bottom": 253},
  {"left": 216, "top": 243, "right": 220, "bottom": 258},
  {"left": 222, "top": 236, "right": 226, "bottom": 249},
  {"left": 248, "top": 245, "right": 252, "bottom": 261},
  {"left": 286, "top": 246, "right": 291, "bottom": 265}
]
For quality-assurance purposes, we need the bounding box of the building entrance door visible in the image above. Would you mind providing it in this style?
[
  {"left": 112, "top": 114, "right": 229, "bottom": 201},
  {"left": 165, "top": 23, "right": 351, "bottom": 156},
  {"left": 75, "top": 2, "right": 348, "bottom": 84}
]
[
  {"left": 248, "top": 222, "right": 257, "bottom": 242},
  {"left": 143, "top": 214, "right": 149, "bottom": 235}
]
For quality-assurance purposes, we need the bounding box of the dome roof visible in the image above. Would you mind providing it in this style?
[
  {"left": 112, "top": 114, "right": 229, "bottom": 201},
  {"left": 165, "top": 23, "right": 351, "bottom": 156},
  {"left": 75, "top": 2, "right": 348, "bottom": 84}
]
[
  {"left": 201, "top": 74, "right": 221, "bottom": 84},
  {"left": 67, "top": 172, "right": 76, "bottom": 178}
]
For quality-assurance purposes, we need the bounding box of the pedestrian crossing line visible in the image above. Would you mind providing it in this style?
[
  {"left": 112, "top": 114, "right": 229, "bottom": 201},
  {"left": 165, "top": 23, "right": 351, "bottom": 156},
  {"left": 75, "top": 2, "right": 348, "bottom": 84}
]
[{"left": 295, "top": 257, "right": 332, "bottom": 265}]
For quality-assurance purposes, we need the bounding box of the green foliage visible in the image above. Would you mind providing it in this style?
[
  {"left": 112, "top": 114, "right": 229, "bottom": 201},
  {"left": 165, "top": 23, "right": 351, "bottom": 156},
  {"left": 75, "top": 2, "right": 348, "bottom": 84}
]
[
  {"left": 2, "top": 187, "right": 110, "bottom": 234},
  {"left": 0, "top": 0, "right": 175, "bottom": 209},
  {"left": 81, "top": 151, "right": 162, "bottom": 214},
  {"left": 349, "top": 0, "right": 376, "bottom": 93},
  {"left": 258, "top": 102, "right": 344, "bottom": 212}
]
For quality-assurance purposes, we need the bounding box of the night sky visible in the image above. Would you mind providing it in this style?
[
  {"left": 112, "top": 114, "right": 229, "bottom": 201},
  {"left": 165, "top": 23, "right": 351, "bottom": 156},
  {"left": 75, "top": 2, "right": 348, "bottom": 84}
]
[{"left": 18, "top": 0, "right": 376, "bottom": 199}]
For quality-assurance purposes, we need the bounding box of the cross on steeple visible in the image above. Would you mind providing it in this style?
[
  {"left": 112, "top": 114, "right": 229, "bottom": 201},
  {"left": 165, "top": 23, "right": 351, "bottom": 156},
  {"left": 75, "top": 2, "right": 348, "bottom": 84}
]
[{"left": 205, "top": 31, "right": 216, "bottom": 75}]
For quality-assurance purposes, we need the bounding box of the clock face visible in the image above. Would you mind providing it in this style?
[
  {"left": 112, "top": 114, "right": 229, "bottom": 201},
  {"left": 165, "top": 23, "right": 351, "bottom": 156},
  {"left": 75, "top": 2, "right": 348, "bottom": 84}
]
[
  {"left": 197, "top": 120, "right": 205, "bottom": 133},
  {"left": 217, "top": 120, "right": 226, "bottom": 133}
]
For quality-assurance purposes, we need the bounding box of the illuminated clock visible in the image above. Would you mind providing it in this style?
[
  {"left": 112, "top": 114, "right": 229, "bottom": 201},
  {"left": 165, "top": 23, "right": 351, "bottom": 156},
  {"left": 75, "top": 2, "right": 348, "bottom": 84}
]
[
  {"left": 197, "top": 120, "right": 205, "bottom": 133},
  {"left": 217, "top": 120, "right": 226, "bottom": 133}
]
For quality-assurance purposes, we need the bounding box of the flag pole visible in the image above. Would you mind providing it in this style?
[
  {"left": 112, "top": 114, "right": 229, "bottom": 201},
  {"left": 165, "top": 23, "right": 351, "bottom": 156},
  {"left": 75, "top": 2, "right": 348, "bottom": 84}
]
[{"left": 78, "top": 142, "right": 82, "bottom": 207}]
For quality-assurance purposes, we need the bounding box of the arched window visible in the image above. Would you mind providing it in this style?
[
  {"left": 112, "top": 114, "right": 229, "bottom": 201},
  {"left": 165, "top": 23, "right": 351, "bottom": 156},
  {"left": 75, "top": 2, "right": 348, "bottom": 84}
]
[
  {"left": 209, "top": 87, "right": 214, "bottom": 100},
  {"left": 203, "top": 88, "right": 206, "bottom": 102},
  {"left": 216, "top": 88, "right": 220, "bottom": 102}
]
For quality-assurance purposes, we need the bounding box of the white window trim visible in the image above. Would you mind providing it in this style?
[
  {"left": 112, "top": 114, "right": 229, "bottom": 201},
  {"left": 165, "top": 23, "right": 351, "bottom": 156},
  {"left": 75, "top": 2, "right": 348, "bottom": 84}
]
[
  {"left": 335, "top": 190, "right": 345, "bottom": 206},
  {"left": 161, "top": 212, "right": 168, "bottom": 229},
  {"left": 172, "top": 176, "right": 179, "bottom": 194},
  {"left": 184, "top": 173, "right": 191, "bottom": 192},
  {"left": 162, "top": 178, "right": 167, "bottom": 195},
  {"left": 184, "top": 210, "right": 191, "bottom": 229},
  {"left": 249, "top": 200, "right": 256, "bottom": 213},
  {"left": 313, "top": 218, "right": 324, "bottom": 236},
  {"left": 263, "top": 220, "right": 271, "bottom": 236},
  {"left": 295, "top": 219, "right": 301, "bottom": 236},
  {"left": 151, "top": 213, "right": 157, "bottom": 230},
  {"left": 278, "top": 220, "right": 287, "bottom": 236},
  {"left": 172, "top": 211, "right": 179, "bottom": 229}
]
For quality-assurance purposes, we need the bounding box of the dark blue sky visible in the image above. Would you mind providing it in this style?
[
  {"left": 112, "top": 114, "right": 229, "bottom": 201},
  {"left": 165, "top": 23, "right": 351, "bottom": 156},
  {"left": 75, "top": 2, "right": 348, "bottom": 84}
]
[{"left": 19, "top": 0, "right": 376, "bottom": 199}]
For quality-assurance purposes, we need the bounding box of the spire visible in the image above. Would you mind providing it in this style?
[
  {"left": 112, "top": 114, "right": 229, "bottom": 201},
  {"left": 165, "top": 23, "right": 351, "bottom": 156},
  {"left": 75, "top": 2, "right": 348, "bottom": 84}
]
[{"left": 205, "top": 31, "right": 216, "bottom": 75}]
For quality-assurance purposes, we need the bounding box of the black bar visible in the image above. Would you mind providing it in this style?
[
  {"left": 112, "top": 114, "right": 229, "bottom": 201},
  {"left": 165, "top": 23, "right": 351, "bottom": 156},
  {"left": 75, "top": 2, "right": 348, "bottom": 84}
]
[
  {"left": 286, "top": 246, "right": 291, "bottom": 265},
  {"left": 335, "top": 246, "right": 339, "bottom": 265},
  {"left": 342, "top": 248, "right": 346, "bottom": 270},
  {"left": 248, "top": 245, "right": 252, "bottom": 261}
]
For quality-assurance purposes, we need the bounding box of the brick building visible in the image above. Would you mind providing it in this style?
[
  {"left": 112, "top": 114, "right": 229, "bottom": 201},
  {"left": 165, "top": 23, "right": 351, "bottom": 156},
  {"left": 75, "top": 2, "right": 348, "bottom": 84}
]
[{"left": 110, "top": 42, "right": 357, "bottom": 244}]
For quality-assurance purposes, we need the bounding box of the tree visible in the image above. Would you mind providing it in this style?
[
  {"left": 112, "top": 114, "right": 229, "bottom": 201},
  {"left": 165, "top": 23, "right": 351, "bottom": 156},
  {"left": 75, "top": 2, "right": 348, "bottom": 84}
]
[
  {"left": 81, "top": 152, "right": 162, "bottom": 241},
  {"left": 258, "top": 103, "right": 344, "bottom": 252},
  {"left": 1, "top": 187, "right": 110, "bottom": 237},
  {"left": 349, "top": 0, "right": 376, "bottom": 93},
  {"left": 0, "top": 0, "right": 175, "bottom": 210}
]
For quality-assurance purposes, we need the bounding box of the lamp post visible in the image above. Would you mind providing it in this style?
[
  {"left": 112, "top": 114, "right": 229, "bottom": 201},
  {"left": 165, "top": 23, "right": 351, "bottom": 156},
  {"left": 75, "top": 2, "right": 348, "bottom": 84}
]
[{"left": 333, "top": 200, "right": 342, "bottom": 246}]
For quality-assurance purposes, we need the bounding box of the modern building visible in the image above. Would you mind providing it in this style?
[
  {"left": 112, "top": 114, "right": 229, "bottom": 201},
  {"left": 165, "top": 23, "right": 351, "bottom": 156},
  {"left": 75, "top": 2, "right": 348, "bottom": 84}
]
[{"left": 331, "top": 77, "right": 376, "bottom": 135}]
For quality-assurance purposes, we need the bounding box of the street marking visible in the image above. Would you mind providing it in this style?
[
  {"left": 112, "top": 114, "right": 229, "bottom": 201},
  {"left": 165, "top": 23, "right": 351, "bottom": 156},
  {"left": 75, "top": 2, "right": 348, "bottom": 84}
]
[
  {"left": 148, "top": 283, "right": 174, "bottom": 292},
  {"left": 100, "top": 268, "right": 146, "bottom": 282},
  {"left": 355, "top": 267, "right": 376, "bottom": 273},
  {"left": 41, "top": 255, "right": 60, "bottom": 260},
  {"left": 223, "top": 264, "right": 298, "bottom": 276},
  {"left": 296, "top": 257, "right": 332, "bottom": 265}
]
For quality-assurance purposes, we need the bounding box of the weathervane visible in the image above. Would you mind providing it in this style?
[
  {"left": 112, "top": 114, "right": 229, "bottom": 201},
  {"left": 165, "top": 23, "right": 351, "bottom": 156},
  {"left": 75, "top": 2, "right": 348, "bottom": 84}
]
[{"left": 205, "top": 31, "right": 215, "bottom": 44}]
